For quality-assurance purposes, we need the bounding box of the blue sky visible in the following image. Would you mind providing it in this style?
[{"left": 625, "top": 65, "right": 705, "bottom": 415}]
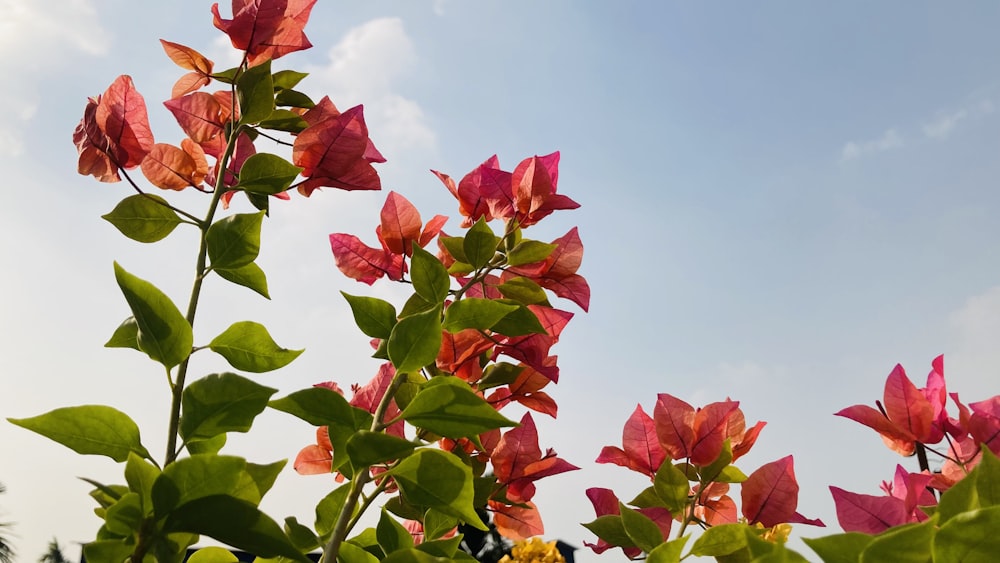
[{"left": 2, "top": 1, "right": 1000, "bottom": 561}]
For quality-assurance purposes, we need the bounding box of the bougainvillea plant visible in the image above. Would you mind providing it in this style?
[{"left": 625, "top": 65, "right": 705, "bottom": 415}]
[
  {"left": 8, "top": 2, "right": 1000, "bottom": 563},
  {"left": 581, "top": 357, "right": 1000, "bottom": 562}
]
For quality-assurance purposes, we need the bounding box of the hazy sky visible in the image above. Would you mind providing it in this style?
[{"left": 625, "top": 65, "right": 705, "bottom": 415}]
[{"left": 2, "top": 1, "right": 1000, "bottom": 561}]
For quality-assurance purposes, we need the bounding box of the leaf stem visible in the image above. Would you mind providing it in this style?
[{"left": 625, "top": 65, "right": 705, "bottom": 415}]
[
  {"left": 323, "top": 371, "right": 408, "bottom": 561},
  {"left": 163, "top": 124, "right": 243, "bottom": 464}
]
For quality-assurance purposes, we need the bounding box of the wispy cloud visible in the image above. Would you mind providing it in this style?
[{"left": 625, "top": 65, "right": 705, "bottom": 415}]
[
  {"left": 840, "top": 92, "right": 996, "bottom": 162},
  {"left": 840, "top": 128, "right": 904, "bottom": 161},
  {"left": 0, "top": 0, "right": 109, "bottom": 156},
  {"left": 304, "top": 18, "right": 436, "bottom": 156},
  {"left": 922, "top": 99, "right": 995, "bottom": 140}
]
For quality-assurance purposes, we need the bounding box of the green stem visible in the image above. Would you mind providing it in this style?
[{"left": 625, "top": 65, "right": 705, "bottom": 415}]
[
  {"left": 323, "top": 371, "right": 408, "bottom": 561},
  {"left": 163, "top": 125, "right": 243, "bottom": 465}
]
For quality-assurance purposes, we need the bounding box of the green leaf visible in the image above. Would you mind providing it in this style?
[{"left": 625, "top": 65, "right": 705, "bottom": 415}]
[
  {"left": 647, "top": 535, "right": 689, "bottom": 563},
  {"left": 272, "top": 70, "right": 309, "bottom": 90},
  {"left": 186, "top": 434, "right": 226, "bottom": 455},
  {"left": 421, "top": 509, "right": 458, "bottom": 542},
  {"left": 113, "top": 262, "right": 193, "bottom": 369},
  {"left": 236, "top": 153, "right": 303, "bottom": 195},
  {"left": 497, "top": 277, "right": 550, "bottom": 306},
  {"left": 206, "top": 211, "right": 265, "bottom": 270},
  {"left": 411, "top": 246, "right": 450, "bottom": 304},
  {"left": 386, "top": 449, "right": 487, "bottom": 530},
  {"left": 269, "top": 387, "right": 359, "bottom": 427},
  {"left": 388, "top": 305, "right": 443, "bottom": 373},
  {"left": 802, "top": 533, "right": 873, "bottom": 563},
  {"left": 259, "top": 108, "right": 308, "bottom": 133},
  {"left": 269, "top": 387, "right": 372, "bottom": 471},
  {"left": 934, "top": 506, "right": 1000, "bottom": 563},
  {"left": 215, "top": 262, "right": 270, "bottom": 300},
  {"left": 211, "top": 66, "right": 240, "bottom": 84},
  {"left": 381, "top": 550, "right": 451, "bottom": 563},
  {"left": 620, "top": 503, "right": 664, "bottom": 553},
  {"left": 340, "top": 540, "right": 380, "bottom": 563},
  {"left": 582, "top": 515, "right": 634, "bottom": 550},
  {"left": 653, "top": 461, "right": 691, "bottom": 513},
  {"left": 477, "top": 362, "right": 525, "bottom": 390},
  {"left": 489, "top": 301, "right": 546, "bottom": 336},
  {"left": 102, "top": 194, "right": 184, "bottom": 243},
  {"left": 859, "top": 521, "right": 933, "bottom": 563},
  {"left": 83, "top": 540, "right": 135, "bottom": 563},
  {"left": 937, "top": 464, "right": 980, "bottom": 522},
  {"left": 442, "top": 298, "right": 518, "bottom": 333},
  {"left": 400, "top": 293, "right": 437, "bottom": 317},
  {"left": 439, "top": 236, "right": 467, "bottom": 263},
  {"left": 630, "top": 486, "right": 668, "bottom": 509},
  {"left": 243, "top": 459, "right": 286, "bottom": 500},
  {"left": 8, "top": 405, "right": 150, "bottom": 462},
  {"left": 400, "top": 377, "right": 517, "bottom": 439},
  {"left": 342, "top": 292, "right": 398, "bottom": 339},
  {"left": 378, "top": 509, "right": 415, "bottom": 553},
  {"left": 208, "top": 321, "right": 303, "bottom": 373},
  {"left": 505, "top": 240, "right": 556, "bottom": 266},
  {"left": 237, "top": 59, "right": 275, "bottom": 124},
  {"left": 125, "top": 452, "right": 160, "bottom": 516},
  {"left": 346, "top": 430, "right": 416, "bottom": 468},
  {"left": 164, "top": 495, "right": 309, "bottom": 563},
  {"left": 284, "top": 516, "right": 320, "bottom": 552},
  {"left": 690, "top": 523, "right": 748, "bottom": 557},
  {"left": 180, "top": 372, "right": 277, "bottom": 440},
  {"left": 274, "top": 89, "right": 315, "bottom": 109},
  {"left": 152, "top": 455, "right": 247, "bottom": 515},
  {"left": 188, "top": 546, "right": 240, "bottom": 563},
  {"left": 975, "top": 445, "right": 1000, "bottom": 507},
  {"left": 716, "top": 465, "right": 749, "bottom": 483},
  {"left": 105, "top": 317, "right": 140, "bottom": 350},
  {"left": 463, "top": 218, "right": 497, "bottom": 269},
  {"left": 315, "top": 484, "right": 352, "bottom": 539},
  {"left": 105, "top": 492, "right": 143, "bottom": 536},
  {"left": 699, "top": 441, "right": 734, "bottom": 483}
]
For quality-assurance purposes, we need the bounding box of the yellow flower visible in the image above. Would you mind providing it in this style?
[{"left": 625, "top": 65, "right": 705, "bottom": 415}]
[
  {"left": 752, "top": 522, "right": 792, "bottom": 544},
  {"left": 498, "top": 537, "right": 566, "bottom": 563}
]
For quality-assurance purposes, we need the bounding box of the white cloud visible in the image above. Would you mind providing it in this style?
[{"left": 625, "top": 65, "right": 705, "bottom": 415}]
[
  {"left": 0, "top": 0, "right": 109, "bottom": 156},
  {"left": 840, "top": 128, "right": 904, "bottom": 161},
  {"left": 207, "top": 33, "right": 246, "bottom": 69},
  {"left": 0, "top": 0, "right": 109, "bottom": 61},
  {"left": 305, "top": 18, "right": 436, "bottom": 155},
  {"left": 948, "top": 285, "right": 1000, "bottom": 400},
  {"left": 922, "top": 98, "right": 995, "bottom": 140},
  {"left": 433, "top": 0, "right": 449, "bottom": 16}
]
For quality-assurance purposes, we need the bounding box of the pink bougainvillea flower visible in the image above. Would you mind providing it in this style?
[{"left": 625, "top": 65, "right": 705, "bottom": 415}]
[
  {"left": 491, "top": 412, "right": 578, "bottom": 504},
  {"left": 73, "top": 75, "right": 154, "bottom": 182},
  {"left": 433, "top": 152, "right": 579, "bottom": 228},
  {"left": 140, "top": 140, "right": 209, "bottom": 191},
  {"left": 653, "top": 394, "right": 740, "bottom": 466},
  {"left": 595, "top": 404, "right": 666, "bottom": 478},
  {"left": 835, "top": 358, "right": 946, "bottom": 456},
  {"left": 741, "top": 456, "right": 823, "bottom": 528},
  {"left": 486, "top": 365, "right": 558, "bottom": 418},
  {"left": 511, "top": 152, "right": 580, "bottom": 227},
  {"left": 968, "top": 395, "right": 1000, "bottom": 455},
  {"left": 693, "top": 482, "right": 738, "bottom": 526},
  {"left": 293, "top": 98, "right": 385, "bottom": 195},
  {"left": 329, "top": 192, "right": 445, "bottom": 284},
  {"left": 160, "top": 40, "right": 214, "bottom": 98},
  {"left": 508, "top": 227, "right": 590, "bottom": 311},
  {"left": 212, "top": 0, "right": 317, "bottom": 66},
  {"left": 489, "top": 500, "right": 544, "bottom": 541},
  {"left": 831, "top": 465, "right": 933, "bottom": 534}
]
